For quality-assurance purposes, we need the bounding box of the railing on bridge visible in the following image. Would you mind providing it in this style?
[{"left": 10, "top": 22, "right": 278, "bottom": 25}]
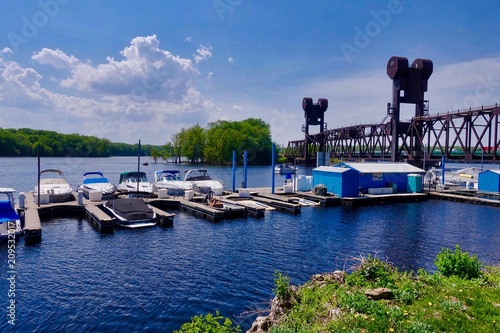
[{"left": 285, "top": 104, "right": 500, "bottom": 164}]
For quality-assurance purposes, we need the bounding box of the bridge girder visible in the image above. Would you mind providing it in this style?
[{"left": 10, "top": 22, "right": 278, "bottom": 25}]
[{"left": 285, "top": 104, "right": 500, "bottom": 164}]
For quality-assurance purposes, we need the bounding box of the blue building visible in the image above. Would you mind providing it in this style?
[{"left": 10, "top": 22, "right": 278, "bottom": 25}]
[
  {"left": 312, "top": 166, "right": 359, "bottom": 198},
  {"left": 312, "top": 162, "right": 425, "bottom": 197},
  {"left": 478, "top": 170, "right": 500, "bottom": 192},
  {"left": 340, "top": 162, "right": 425, "bottom": 194}
]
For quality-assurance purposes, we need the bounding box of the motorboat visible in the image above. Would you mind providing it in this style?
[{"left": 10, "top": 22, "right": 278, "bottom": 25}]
[
  {"left": 183, "top": 169, "right": 223, "bottom": 194},
  {"left": 34, "top": 169, "right": 74, "bottom": 203},
  {"left": 117, "top": 171, "right": 154, "bottom": 194},
  {"left": 79, "top": 171, "right": 117, "bottom": 200},
  {"left": 236, "top": 199, "right": 276, "bottom": 211},
  {"left": 274, "top": 164, "right": 297, "bottom": 174},
  {"left": 297, "top": 198, "right": 320, "bottom": 206},
  {"left": 0, "top": 188, "right": 24, "bottom": 242},
  {"left": 103, "top": 198, "right": 157, "bottom": 228},
  {"left": 154, "top": 170, "right": 193, "bottom": 195},
  {"left": 424, "top": 166, "right": 480, "bottom": 187}
]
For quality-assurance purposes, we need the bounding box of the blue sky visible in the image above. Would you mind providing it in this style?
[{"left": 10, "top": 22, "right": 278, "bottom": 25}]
[{"left": 1, "top": 0, "right": 499, "bottom": 145}]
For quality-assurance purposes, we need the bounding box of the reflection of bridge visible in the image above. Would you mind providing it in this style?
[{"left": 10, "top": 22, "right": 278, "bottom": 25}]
[
  {"left": 285, "top": 104, "right": 500, "bottom": 165},
  {"left": 284, "top": 56, "right": 500, "bottom": 166}
]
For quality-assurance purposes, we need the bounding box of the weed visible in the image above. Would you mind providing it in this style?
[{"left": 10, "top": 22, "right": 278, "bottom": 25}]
[
  {"left": 274, "top": 271, "right": 293, "bottom": 302},
  {"left": 173, "top": 311, "right": 240, "bottom": 333},
  {"left": 435, "top": 244, "right": 483, "bottom": 280}
]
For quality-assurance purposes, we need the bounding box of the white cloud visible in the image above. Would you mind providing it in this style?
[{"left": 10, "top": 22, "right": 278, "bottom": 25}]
[
  {"left": 184, "top": 36, "right": 192, "bottom": 43},
  {"left": 1, "top": 47, "right": 13, "bottom": 55},
  {"left": 0, "top": 35, "right": 214, "bottom": 144},
  {"left": 34, "top": 35, "right": 199, "bottom": 104},
  {"left": 228, "top": 57, "right": 234, "bottom": 63},
  {"left": 194, "top": 44, "right": 213, "bottom": 64},
  {"left": 32, "top": 48, "right": 80, "bottom": 70}
]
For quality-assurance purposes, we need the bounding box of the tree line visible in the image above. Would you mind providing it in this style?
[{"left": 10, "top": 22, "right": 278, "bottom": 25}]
[
  {"left": 1, "top": 119, "right": 277, "bottom": 165},
  {"left": 151, "top": 118, "right": 274, "bottom": 165},
  {"left": 0, "top": 128, "right": 160, "bottom": 157}
]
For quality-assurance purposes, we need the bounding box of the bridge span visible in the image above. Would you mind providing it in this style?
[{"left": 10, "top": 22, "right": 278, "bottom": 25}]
[{"left": 285, "top": 104, "right": 500, "bottom": 166}]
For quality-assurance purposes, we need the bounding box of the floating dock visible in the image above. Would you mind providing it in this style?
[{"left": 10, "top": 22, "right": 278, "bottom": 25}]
[
  {"left": 429, "top": 187, "right": 500, "bottom": 206},
  {"left": 20, "top": 192, "right": 176, "bottom": 244},
  {"left": 19, "top": 185, "right": 493, "bottom": 245}
]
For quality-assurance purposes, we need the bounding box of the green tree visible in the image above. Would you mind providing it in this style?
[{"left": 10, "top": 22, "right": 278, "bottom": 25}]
[{"left": 181, "top": 124, "right": 206, "bottom": 163}]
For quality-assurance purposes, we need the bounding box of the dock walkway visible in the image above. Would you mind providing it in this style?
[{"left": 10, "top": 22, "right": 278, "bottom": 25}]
[{"left": 19, "top": 186, "right": 493, "bottom": 245}]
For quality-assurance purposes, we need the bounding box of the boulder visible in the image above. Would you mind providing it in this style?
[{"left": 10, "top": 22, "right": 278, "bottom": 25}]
[{"left": 364, "top": 287, "right": 393, "bottom": 300}]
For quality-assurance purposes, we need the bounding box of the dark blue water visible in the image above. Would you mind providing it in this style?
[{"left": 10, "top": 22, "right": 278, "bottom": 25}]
[{"left": 1, "top": 157, "right": 499, "bottom": 332}]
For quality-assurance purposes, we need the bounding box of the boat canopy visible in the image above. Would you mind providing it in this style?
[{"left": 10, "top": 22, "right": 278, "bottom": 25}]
[
  {"left": 184, "top": 169, "right": 211, "bottom": 181},
  {"left": 119, "top": 171, "right": 148, "bottom": 183}
]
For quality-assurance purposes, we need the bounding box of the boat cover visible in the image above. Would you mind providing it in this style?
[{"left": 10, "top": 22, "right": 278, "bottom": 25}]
[
  {"left": 105, "top": 199, "right": 154, "bottom": 221},
  {"left": 0, "top": 201, "right": 19, "bottom": 223}
]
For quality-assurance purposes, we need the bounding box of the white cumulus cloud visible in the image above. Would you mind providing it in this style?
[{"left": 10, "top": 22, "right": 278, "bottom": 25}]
[{"left": 194, "top": 44, "right": 213, "bottom": 64}]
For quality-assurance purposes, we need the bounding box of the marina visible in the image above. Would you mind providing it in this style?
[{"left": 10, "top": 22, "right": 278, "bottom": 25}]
[
  {"left": 1, "top": 157, "right": 499, "bottom": 332},
  {"left": 14, "top": 178, "right": 500, "bottom": 244}
]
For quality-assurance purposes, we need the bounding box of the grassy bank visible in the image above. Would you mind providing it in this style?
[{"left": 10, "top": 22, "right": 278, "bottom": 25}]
[{"left": 175, "top": 246, "right": 500, "bottom": 333}]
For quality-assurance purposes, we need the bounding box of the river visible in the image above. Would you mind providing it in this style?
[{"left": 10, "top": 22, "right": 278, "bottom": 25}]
[{"left": 1, "top": 157, "right": 499, "bottom": 332}]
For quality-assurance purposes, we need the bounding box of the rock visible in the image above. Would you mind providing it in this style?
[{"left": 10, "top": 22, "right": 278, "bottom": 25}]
[
  {"left": 247, "top": 315, "right": 270, "bottom": 333},
  {"left": 328, "top": 307, "right": 342, "bottom": 320},
  {"left": 364, "top": 287, "right": 393, "bottom": 300}
]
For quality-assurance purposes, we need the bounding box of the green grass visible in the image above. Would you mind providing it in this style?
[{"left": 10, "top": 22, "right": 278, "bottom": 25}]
[
  {"left": 174, "top": 248, "right": 500, "bottom": 333},
  {"left": 269, "top": 254, "right": 500, "bottom": 333}
]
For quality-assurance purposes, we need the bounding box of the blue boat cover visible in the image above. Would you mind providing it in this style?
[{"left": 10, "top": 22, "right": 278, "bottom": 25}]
[
  {"left": 0, "top": 201, "right": 19, "bottom": 223},
  {"left": 83, "top": 178, "right": 110, "bottom": 184}
]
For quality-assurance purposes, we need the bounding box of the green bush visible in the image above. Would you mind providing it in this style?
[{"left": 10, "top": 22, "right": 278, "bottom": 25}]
[
  {"left": 273, "top": 271, "right": 292, "bottom": 301},
  {"left": 174, "top": 311, "right": 240, "bottom": 333},
  {"left": 434, "top": 244, "right": 483, "bottom": 279}
]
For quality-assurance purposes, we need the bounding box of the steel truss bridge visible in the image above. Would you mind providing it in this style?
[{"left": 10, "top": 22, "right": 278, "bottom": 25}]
[{"left": 285, "top": 104, "right": 500, "bottom": 166}]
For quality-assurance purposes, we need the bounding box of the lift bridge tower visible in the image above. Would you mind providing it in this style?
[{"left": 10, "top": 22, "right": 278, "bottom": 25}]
[
  {"left": 387, "top": 56, "right": 433, "bottom": 163},
  {"left": 302, "top": 97, "right": 328, "bottom": 166}
]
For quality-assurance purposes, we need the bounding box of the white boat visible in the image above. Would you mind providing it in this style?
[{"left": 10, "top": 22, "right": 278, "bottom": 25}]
[
  {"left": 183, "top": 169, "right": 224, "bottom": 194},
  {"left": 79, "top": 171, "right": 117, "bottom": 200},
  {"left": 34, "top": 169, "right": 74, "bottom": 203},
  {"left": 117, "top": 171, "right": 154, "bottom": 194},
  {"left": 297, "top": 198, "right": 320, "bottom": 206},
  {"left": 275, "top": 164, "right": 297, "bottom": 174},
  {"left": 424, "top": 166, "right": 480, "bottom": 187},
  {"left": 154, "top": 170, "right": 193, "bottom": 195},
  {"left": 236, "top": 199, "right": 276, "bottom": 211},
  {"left": 0, "top": 188, "right": 24, "bottom": 242},
  {"left": 103, "top": 198, "right": 157, "bottom": 228}
]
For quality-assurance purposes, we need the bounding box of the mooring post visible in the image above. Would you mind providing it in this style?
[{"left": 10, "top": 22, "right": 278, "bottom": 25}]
[
  {"left": 232, "top": 150, "right": 236, "bottom": 192},
  {"left": 272, "top": 143, "right": 276, "bottom": 194},
  {"left": 243, "top": 150, "right": 248, "bottom": 188},
  {"left": 441, "top": 155, "right": 445, "bottom": 185}
]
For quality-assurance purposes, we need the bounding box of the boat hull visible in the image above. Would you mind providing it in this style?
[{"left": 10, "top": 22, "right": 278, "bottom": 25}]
[{"left": 0, "top": 220, "right": 23, "bottom": 243}]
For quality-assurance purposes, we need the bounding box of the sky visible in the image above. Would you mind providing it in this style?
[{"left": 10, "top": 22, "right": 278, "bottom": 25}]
[{"left": 1, "top": 0, "right": 499, "bottom": 146}]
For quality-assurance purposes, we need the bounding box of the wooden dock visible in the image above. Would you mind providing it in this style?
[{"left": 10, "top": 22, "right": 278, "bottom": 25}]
[
  {"left": 178, "top": 198, "right": 225, "bottom": 222},
  {"left": 22, "top": 192, "right": 43, "bottom": 245},
  {"left": 429, "top": 188, "right": 500, "bottom": 206},
  {"left": 19, "top": 192, "right": 178, "bottom": 244},
  {"left": 251, "top": 194, "right": 302, "bottom": 214},
  {"left": 221, "top": 198, "right": 266, "bottom": 218},
  {"left": 19, "top": 186, "right": 479, "bottom": 245},
  {"left": 85, "top": 204, "right": 114, "bottom": 233}
]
